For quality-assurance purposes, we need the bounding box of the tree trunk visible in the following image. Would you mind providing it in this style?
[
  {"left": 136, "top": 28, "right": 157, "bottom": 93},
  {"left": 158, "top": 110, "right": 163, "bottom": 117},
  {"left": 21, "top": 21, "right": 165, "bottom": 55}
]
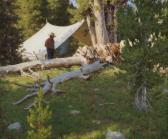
[
  {"left": 112, "top": 9, "right": 118, "bottom": 43},
  {"left": 93, "top": 0, "right": 109, "bottom": 47},
  {"left": 86, "top": 14, "right": 97, "bottom": 47},
  {"left": 106, "top": 10, "right": 113, "bottom": 42},
  {"left": 106, "top": 5, "right": 118, "bottom": 43},
  {"left": 0, "top": 56, "right": 83, "bottom": 74}
]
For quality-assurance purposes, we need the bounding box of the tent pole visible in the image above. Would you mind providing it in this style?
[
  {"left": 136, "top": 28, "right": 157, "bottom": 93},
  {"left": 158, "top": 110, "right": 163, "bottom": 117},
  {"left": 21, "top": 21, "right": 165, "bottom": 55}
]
[{"left": 46, "top": 18, "right": 48, "bottom": 23}]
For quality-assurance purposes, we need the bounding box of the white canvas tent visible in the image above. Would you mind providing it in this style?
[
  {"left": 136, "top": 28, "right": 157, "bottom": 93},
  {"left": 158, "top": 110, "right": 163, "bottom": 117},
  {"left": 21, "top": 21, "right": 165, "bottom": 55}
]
[{"left": 21, "top": 20, "right": 91, "bottom": 60}]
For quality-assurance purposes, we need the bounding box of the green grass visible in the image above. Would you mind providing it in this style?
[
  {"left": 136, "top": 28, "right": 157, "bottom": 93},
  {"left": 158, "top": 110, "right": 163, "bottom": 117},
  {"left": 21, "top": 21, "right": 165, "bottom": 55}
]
[{"left": 0, "top": 66, "right": 168, "bottom": 139}]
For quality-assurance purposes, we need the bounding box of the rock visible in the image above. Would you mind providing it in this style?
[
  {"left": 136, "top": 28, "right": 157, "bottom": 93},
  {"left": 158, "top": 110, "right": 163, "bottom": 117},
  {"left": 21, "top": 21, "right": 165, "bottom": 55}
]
[
  {"left": 93, "top": 88, "right": 99, "bottom": 91},
  {"left": 106, "top": 130, "right": 125, "bottom": 139},
  {"left": 7, "top": 122, "right": 22, "bottom": 132},
  {"left": 92, "top": 120, "right": 101, "bottom": 125},
  {"left": 68, "top": 105, "right": 73, "bottom": 108},
  {"left": 163, "top": 89, "right": 168, "bottom": 94},
  {"left": 70, "top": 110, "right": 80, "bottom": 115}
]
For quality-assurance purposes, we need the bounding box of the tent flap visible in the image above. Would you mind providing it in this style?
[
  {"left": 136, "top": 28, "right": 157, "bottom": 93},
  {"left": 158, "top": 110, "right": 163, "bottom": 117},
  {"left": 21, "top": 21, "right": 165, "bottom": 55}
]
[{"left": 22, "top": 20, "right": 91, "bottom": 60}]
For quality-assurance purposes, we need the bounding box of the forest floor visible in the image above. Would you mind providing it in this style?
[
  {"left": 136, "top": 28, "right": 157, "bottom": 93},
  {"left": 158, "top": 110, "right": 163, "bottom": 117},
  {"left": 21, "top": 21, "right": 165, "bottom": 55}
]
[{"left": 1, "top": 65, "right": 168, "bottom": 139}]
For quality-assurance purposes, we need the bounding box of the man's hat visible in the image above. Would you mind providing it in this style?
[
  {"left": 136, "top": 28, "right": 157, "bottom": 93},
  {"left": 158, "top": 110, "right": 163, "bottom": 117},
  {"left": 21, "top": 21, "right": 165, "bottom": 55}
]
[{"left": 49, "top": 32, "right": 55, "bottom": 37}]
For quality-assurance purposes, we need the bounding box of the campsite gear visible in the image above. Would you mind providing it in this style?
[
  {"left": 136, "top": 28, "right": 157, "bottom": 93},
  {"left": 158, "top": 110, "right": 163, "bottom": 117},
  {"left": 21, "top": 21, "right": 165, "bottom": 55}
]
[{"left": 22, "top": 20, "right": 92, "bottom": 60}]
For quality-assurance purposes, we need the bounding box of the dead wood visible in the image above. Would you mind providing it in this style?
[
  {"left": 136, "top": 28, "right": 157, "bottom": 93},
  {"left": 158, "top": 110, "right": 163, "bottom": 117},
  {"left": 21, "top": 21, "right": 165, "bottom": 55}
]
[{"left": 13, "top": 61, "right": 106, "bottom": 109}]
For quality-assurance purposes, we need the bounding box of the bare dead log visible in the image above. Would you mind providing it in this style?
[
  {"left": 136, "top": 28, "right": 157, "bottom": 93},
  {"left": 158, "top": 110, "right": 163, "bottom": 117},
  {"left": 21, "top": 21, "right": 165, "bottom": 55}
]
[
  {"left": 0, "top": 40, "right": 123, "bottom": 76},
  {"left": 0, "top": 56, "right": 83, "bottom": 74},
  {"left": 14, "top": 61, "right": 106, "bottom": 109},
  {"left": 13, "top": 92, "right": 38, "bottom": 105},
  {"left": 24, "top": 102, "right": 36, "bottom": 110}
]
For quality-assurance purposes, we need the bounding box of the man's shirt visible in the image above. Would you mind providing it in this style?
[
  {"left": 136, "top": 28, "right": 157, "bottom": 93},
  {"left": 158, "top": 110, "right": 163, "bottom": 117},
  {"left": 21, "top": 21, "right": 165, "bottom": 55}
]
[{"left": 45, "top": 37, "right": 55, "bottom": 49}]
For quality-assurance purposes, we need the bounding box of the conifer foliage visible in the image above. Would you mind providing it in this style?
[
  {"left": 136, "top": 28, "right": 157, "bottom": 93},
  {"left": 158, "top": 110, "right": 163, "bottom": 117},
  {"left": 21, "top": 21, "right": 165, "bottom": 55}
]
[
  {"left": 17, "top": 0, "right": 48, "bottom": 38},
  {"left": 47, "top": 0, "right": 69, "bottom": 25},
  {"left": 118, "top": 0, "right": 168, "bottom": 111},
  {"left": 27, "top": 87, "right": 52, "bottom": 139},
  {"left": 17, "top": 0, "right": 70, "bottom": 39},
  {"left": 0, "top": 0, "right": 22, "bottom": 66}
]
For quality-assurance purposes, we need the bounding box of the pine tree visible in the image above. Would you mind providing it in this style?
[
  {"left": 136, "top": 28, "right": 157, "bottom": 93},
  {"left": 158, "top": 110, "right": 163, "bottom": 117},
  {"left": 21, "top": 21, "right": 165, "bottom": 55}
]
[
  {"left": 47, "top": 0, "right": 69, "bottom": 25},
  {"left": 17, "top": 0, "right": 70, "bottom": 38},
  {"left": 0, "top": 0, "right": 22, "bottom": 65},
  {"left": 117, "top": 0, "right": 168, "bottom": 111},
  {"left": 17, "top": 0, "right": 48, "bottom": 38},
  {"left": 27, "top": 87, "right": 52, "bottom": 139}
]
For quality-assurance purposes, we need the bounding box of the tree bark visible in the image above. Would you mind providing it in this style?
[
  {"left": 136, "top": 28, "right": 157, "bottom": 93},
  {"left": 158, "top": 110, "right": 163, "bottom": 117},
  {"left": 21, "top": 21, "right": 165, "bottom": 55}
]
[
  {"left": 112, "top": 8, "right": 118, "bottom": 43},
  {"left": 93, "top": 0, "right": 109, "bottom": 47},
  {"left": 86, "top": 14, "right": 97, "bottom": 47},
  {"left": 106, "top": 10, "right": 113, "bottom": 42},
  {"left": 0, "top": 56, "right": 83, "bottom": 74},
  {"left": 106, "top": 5, "right": 118, "bottom": 43}
]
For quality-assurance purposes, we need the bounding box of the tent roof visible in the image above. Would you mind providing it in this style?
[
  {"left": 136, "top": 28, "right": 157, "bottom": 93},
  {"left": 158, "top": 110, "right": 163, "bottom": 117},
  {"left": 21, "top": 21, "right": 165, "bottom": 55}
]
[{"left": 22, "top": 20, "right": 91, "bottom": 60}]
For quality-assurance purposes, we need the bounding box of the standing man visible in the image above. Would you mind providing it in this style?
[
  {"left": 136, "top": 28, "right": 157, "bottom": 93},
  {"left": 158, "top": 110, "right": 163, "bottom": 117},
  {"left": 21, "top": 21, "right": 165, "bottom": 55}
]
[{"left": 45, "top": 32, "right": 55, "bottom": 59}]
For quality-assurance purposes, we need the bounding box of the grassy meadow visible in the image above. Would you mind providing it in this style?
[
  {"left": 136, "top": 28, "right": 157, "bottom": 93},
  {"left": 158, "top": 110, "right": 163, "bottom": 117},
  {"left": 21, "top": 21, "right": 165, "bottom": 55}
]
[{"left": 0, "top": 66, "right": 168, "bottom": 139}]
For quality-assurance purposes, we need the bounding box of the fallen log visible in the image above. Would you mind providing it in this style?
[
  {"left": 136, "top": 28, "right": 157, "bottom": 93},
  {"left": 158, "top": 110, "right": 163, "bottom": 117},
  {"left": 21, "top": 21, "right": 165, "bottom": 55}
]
[
  {"left": 0, "top": 56, "right": 83, "bottom": 74},
  {"left": 0, "top": 43, "right": 122, "bottom": 75},
  {"left": 13, "top": 61, "right": 106, "bottom": 109},
  {"left": 9, "top": 43, "right": 122, "bottom": 109}
]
